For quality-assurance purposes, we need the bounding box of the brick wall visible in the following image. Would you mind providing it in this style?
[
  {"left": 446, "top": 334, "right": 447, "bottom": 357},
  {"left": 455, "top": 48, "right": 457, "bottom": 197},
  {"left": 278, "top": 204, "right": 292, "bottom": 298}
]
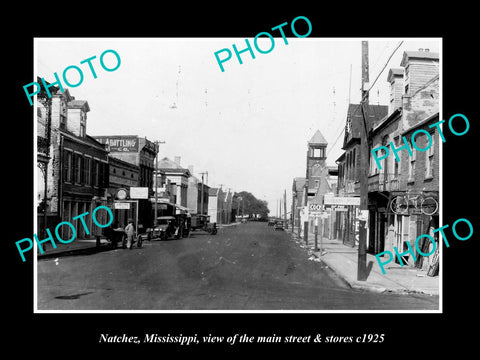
[
  {"left": 402, "top": 78, "right": 439, "bottom": 130},
  {"left": 401, "top": 121, "right": 440, "bottom": 192}
]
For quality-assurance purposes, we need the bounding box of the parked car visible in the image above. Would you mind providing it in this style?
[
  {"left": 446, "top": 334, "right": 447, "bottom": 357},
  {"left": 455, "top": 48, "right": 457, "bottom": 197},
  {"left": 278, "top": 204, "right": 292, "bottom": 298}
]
[
  {"left": 151, "top": 216, "right": 176, "bottom": 240},
  {"left": 190, "top": 214, "right": 217, "bottom": 235},
  {"left": 268, "top": 218, "right": 276, "bottom": 226},
  {"left": 273, "top": 221, "right": 284, "bottom": 231}
]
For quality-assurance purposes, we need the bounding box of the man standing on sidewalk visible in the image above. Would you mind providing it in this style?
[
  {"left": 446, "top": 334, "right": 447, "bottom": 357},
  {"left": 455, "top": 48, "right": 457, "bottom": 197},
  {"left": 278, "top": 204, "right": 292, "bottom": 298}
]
[{"left": 125, "top": 219, "right": 135, "bottom": 250}]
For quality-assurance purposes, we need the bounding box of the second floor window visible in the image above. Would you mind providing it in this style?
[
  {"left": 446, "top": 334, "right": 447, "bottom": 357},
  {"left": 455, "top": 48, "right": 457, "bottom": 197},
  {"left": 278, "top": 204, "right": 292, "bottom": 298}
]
[
  {"left": 75, "top": 154, "right": 82, "bottom": 184},
  {"left": 408, "top": 146, "right": 416, "bottom": 182},
  {"left": 426, "top": 133, "right": 434, "bottom": 179}
]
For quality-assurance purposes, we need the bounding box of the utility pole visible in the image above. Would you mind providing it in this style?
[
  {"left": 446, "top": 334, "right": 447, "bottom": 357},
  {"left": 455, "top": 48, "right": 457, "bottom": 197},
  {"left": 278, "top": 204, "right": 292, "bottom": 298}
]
[
  {"left": 199, "top": 171, "right": 208, "bottom": 215},
  {"left": 284, "top": 189, "right": 287, "bottom": 228},
  {"left": 357, "top": 41, "right": 369, "bottom": 281},
  {"left": 154, "top": 140, "right": 166, "bottom": 226}
]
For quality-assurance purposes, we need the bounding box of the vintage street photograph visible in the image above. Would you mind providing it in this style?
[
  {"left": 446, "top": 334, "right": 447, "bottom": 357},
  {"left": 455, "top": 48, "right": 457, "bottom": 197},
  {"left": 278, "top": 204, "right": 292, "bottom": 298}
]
[{"left": 34, "top": 37, "right": 441, "bottom": 312}]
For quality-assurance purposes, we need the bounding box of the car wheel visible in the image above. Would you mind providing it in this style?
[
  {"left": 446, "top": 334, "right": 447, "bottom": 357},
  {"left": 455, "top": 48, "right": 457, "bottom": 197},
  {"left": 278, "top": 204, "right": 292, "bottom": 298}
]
[{"left": 137, "top": 235, "right": 143, "bottom": 248}]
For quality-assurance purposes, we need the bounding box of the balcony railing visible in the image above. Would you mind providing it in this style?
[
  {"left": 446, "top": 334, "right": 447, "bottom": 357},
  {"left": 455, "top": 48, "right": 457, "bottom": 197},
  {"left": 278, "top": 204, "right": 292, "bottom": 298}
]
[{"left": 368, "top": 172, "right": 400, "bottom": 192}]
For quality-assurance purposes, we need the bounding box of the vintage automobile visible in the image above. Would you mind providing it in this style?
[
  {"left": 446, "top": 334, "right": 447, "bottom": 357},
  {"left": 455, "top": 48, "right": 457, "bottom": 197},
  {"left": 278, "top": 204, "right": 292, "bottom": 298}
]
[
  {"left": 190, "top": 214, "right": 217, "bottom": 235},
  {"left": 103, "top": 225, "right": 145, "bottom": 249},
  {"left": 151, "top": 216, "right": 176, "bottom": 240},
  {"left": 174, "top": 213, "right": 191, "bottom": 238},
  {"left": 273, "top": 220, "right": 285, "bottom": 231}
]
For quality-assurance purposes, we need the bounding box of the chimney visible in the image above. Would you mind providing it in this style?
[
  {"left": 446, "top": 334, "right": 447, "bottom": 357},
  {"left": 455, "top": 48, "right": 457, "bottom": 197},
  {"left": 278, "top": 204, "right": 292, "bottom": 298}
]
[
  {"left": 174, "top": 156, "right": 181, "bottom": 166},
  {"left": 66, "top": 100, "right": 90, "bottom": 137},
  {"left": 387, "top": 68, "right": 404, "bottom": 115},
  {"left": 400, "top": 50, "right": 439, "bottom": 95}
]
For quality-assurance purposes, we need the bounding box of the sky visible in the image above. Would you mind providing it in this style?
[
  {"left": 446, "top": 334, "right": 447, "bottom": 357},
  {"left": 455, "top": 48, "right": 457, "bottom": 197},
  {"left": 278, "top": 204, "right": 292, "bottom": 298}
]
[{"left": 35, "top": 37, "right": 441, "bottom": 214}]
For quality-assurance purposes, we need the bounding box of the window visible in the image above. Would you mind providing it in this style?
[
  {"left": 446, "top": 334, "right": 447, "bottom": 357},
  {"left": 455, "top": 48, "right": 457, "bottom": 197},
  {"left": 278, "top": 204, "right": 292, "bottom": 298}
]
[
  {"left": 64, "top": 150, "right": 72, "bottom": 183},
  {"left": 352, "top": 149, "right": 356, "bottom": 179},
  {"left": 312, "top": 147, "right": 325, "bottom": 158},
  {"left": 314, "top": 180, "right": 320, "bottom": 188},
  {"left": 426, "top": 133, "right": 434, "bottom": 179},
  {"left": 75, "top": 154, "right": 82, "bottom": 184},
  {"left": 94, "top": 160, "right": 100, "bottom": 186},
  {"left": 84, "top": 157, "right": 91, "bottom": 185},
  {"left": 408, "top": 144, "right": 416, "bottom": 182},
  {"left": 393, "top": 137, "right": 399, "bottom": 178},
  {"left": 370, "top": 147, "right": 380, "bottom": 175}
]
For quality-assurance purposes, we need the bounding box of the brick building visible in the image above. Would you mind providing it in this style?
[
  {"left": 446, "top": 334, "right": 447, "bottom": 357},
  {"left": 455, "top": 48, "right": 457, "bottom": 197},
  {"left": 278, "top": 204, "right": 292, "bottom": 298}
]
[
  {"left": 37, "top": 84, "right": 110, "bottom": 242},
  {"left": 107, "top": 156, "right": 140, "bottom": 228},
  {"left": 335, "top": 104, "right": 388, "bottom": 246},
  {"left": 291, "top": 130, "right": 338, "bottom": 238},
  {"left": 368, "top": 49, "right": 439, "bottom": 274},
  {"left": 92, "top": 135, "right": 159, "bottom": 229}
]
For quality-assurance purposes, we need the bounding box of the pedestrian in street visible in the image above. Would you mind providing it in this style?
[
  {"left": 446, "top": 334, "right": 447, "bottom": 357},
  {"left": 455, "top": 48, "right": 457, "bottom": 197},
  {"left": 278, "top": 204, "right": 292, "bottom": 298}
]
[{"left": 125, "top": 219, "right": 135, "bottom": 250}]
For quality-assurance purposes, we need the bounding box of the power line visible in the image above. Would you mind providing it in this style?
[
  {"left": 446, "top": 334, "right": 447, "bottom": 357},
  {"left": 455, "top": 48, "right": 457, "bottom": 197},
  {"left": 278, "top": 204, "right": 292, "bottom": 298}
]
[{"left": 326, "top": 41, "right": 404, "bottom": 159}]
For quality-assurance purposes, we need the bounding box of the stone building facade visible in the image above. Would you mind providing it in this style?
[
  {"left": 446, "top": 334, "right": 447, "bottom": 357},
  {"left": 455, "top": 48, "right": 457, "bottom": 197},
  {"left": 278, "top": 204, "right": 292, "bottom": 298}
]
[{"left": 368, "top": 49, "right": 439, "bottom": 274}]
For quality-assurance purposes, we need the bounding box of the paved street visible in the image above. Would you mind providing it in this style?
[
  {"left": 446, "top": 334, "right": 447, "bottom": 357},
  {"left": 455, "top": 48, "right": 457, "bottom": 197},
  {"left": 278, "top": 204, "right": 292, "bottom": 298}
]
[{"left": 37, "top": 222, "right": 439, "bottom": 311}]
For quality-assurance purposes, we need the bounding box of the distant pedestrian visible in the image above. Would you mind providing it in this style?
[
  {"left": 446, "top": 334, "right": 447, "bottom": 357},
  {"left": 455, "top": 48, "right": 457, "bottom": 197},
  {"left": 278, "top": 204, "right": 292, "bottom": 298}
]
[{"left": 125, "top": 219, "right": 135, "bottom": 250}]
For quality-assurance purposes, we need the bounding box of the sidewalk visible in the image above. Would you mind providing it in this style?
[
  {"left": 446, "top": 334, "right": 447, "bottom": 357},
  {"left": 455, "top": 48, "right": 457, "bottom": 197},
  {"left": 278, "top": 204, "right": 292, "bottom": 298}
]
[
  {"left": 217, "top": 222, "right": 242, "bottom": 228},
  {"left": 37, "top": 238, "right": 112, "bottom": 260},
  {"left": 286, "top": 228, "right": 439, "bottom": 296}
]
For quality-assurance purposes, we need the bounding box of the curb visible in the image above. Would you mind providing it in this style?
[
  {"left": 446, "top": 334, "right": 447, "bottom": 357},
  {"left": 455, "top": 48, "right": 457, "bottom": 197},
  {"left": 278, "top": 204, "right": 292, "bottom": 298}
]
[
  {"left": 37, "top": 242, "right": 113, "bottom": 260},
  {"left": 310, "top": 251, "right": 438, "bottom": 296}
]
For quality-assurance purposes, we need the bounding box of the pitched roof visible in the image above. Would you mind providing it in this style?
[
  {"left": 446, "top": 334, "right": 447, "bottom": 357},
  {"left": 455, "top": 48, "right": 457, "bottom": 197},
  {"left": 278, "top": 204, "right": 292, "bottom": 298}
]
[
  {"left": 67, "top": 100, "right": 90, "bottom": 112},
  {"left": 343, "top": 103, "right": 389, "bottom": 148},
  {"left": 400, "top": 51, "right": 439, "bottom": 66},
  {"left": 308, "top": 130, "right": 328, "bottom": 145},
  {"left": 292, "top": 177, "right": 306, "bottom": 192},
  {"left": 387, "top": 68, "right": 404, "bottom": 83}
]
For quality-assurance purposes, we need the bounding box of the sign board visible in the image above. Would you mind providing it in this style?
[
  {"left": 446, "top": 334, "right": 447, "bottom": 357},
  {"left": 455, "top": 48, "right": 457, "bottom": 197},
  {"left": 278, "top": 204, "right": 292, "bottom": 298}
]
[
  {"left": 114, "top": 202, "right": 130, "bottom": 210},
  {"left": 332, "top": 205, "right": 348, "bottom": 212},
  {"left": 93, "top": 135, "right": 139, "bottom": 152},
  {"left": 130, "top": 187, "right": 149, "bottom": 199},
  {"left": 309, "top": 204, "right": 322, "bottom": 211},
  {"left": 357, "top": 209, "right": 369, "bottom": 221},
  {"left": 324, "top": 195, "right": 360, "bottom": 206}
]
